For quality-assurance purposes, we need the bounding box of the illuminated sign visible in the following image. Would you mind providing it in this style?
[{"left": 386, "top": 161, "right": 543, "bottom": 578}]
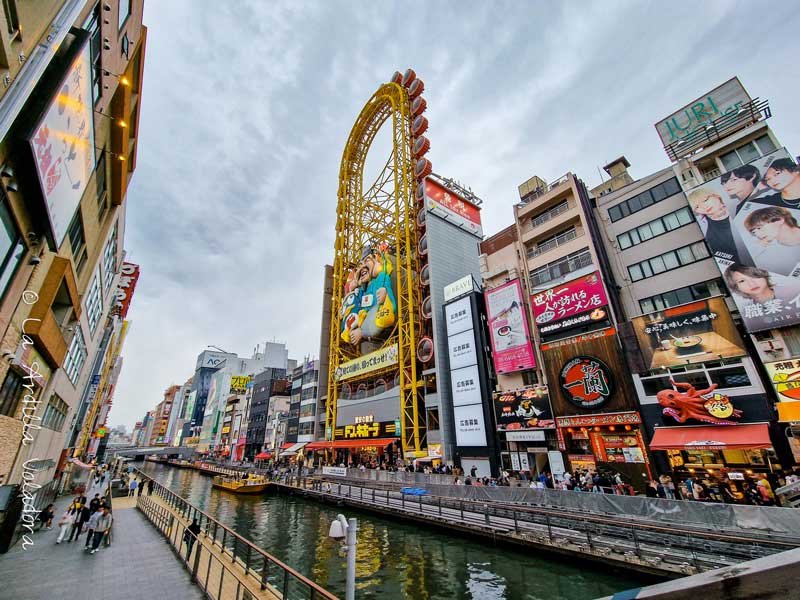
[
  {"left": 559, "top": 356, "right": 615, "bottom": 410},
  {"left": 334, "top": 344, "right": 398, "bottom": 381},
  {"left": 339, "top": 420, "right": 397, "bottom": 439},
  {"left": 765, "top": 359, "right": 800, "bottom": 401},
  {"left": 657, "top": 380, "right": 742, "bottom": 425},
  {"left": 354, "top": 415, "right": 374, "bottom": 424},
  {"left": 444, "top": 275, "right": 476, "bottom": 302},
  {"left": 229, "top": 375, "right": 251, "bottom": 393}
]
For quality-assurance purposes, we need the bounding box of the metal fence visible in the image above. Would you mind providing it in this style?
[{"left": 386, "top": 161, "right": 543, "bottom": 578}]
[{"left": 135, "top": 471, "right": 337, "bottom": 600}]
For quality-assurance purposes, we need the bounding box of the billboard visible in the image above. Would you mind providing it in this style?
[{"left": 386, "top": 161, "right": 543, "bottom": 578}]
[
  {"left": 229, "top": 375, "right": 252, "bottom": 394},
  {"left": 339, "top": 246, "right": 398, "bottom": 352},
  {"left": 28, "top": 40, "right": 96, "bottom": 247},
  {"left": 451, "top": 364, "right": 482, "bottom": 407},
  {"left": 631, "top": 297, "right": 746, "bottom": 370},
  {"left": 444, "top": 296, "right": 473, "bottom": 335},
  {"left": 114, "top": 263, "right": 140, "bottom": 319},
  {"left": 447, "top": 329, "right": 478, "bottom": 370},
  {"left": 453, "top": 404, "right": 488, "bottom": 446},
  {"left": 687, "top": 148, "right": 800, "bottom": 332},
  {"left": 334, "top": 344, "right": 398, "bottom": 381},
  {"left": 764, "top": 359, "right": 800, "bottom": 402},
  {"left": 485, "top": 280, "right": 536, "bottom": 373},
  {"left": 425, "top": 178, "right": 482, "bottom": 237},
  {"left": 531, "top": 272, "right": 609, "bottom": 335},
  {"left": 493, "top": 386, "right": 555, "bottom": 430},
  {"left": 654, "top": 78, "right": 752, "bottom": 158},
  {"left": 541, "top": 328, "right": 636, "bottom": 417}
]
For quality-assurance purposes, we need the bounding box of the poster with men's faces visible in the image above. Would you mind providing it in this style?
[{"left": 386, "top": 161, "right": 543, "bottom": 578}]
[{"left": 686, "top": 148, "right": 800, "bottom": 332}]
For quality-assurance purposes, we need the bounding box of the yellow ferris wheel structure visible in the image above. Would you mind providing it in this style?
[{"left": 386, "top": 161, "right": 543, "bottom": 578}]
[{"left": 326, "top": 69, "right": 433, "bottom": 457}]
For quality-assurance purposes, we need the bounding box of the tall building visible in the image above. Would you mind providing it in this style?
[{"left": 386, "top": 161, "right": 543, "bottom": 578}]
[
  {"left": 244, "top": 368, "right": 287, "bottom": 460},
  {"left": 0, "top": 0, "right": 145, "bottom": 499},
  {"left": 285, "top": 358, "right": 318, "bottom": 446}
]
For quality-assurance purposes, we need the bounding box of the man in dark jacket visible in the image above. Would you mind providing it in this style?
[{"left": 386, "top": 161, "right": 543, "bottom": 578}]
[
  {"left": 183, "top": 519, "right": 202, "bottom": 558},
  {"left": 68, "top": 502, "right": 92, "bottom": 542},
  {"left": 147, "top": 479, "right": 155, "bottom": 496}
]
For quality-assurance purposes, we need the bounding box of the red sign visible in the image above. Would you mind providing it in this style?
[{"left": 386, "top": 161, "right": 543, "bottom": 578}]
[
  {"left": 559, "top": 355, "right": 615, "bottom": 410},
  {"left": 556, "top": 412, "right": 642, "bottom": 428},
  {"left": 531, "top": 272, "right": 608, "bottom": 329},
  {"left": 657, "top": 381, "right": 742, "bottom": 425},
  {"left": 424, "top": 178, "right": 482, "bottom": 235},
  {"left": 115, "top": 262, "right": 139, "bottom": 319}
]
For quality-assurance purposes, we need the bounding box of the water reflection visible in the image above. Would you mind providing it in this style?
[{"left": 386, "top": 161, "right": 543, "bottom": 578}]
[{"left": 140, "top": 464, "right": 649, "bottom": 599}]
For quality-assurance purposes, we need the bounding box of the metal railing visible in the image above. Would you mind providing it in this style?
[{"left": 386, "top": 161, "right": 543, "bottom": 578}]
[
  {"left": 134, "top": 470, "right": 337, "bottom": 600},
  {"left": 528, "top": 229, "right": 581, "bottom": 258},
  {"left": 530, "top": 201, "right": 571, "bottom": 228}
]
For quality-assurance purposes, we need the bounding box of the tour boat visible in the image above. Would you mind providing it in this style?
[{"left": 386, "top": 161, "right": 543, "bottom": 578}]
[{"left": 211, "top": 475, "right": 270, "bottom": 494}]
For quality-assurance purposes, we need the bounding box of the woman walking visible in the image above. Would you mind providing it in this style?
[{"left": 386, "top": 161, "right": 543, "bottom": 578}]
[{"left": 56, "top": 504, "right": 77, "bottom": 544}]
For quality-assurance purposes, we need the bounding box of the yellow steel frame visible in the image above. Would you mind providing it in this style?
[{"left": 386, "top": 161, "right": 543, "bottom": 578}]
[{"left": 326, "top": 82, "right": 426, "bottom": 456}]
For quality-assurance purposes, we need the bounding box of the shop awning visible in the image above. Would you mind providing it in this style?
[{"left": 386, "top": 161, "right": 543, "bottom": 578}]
[
  {"left": 306, "top": 438, "right": 397, "bottom": 450},
  {"left": 279, "top": 442, "right": 307, "bottom": 457},
  {"left": 280, "top": 442, "right": 295, "bottom": 449},
  {"left": 777, "top": 402, "right": 800, "bottom": 423},
  {"left": 649, "top": 423, "right": 772, "bottom": 451},
  {"left": 254, "top": 452, "right": 273, "bottom": 460}
]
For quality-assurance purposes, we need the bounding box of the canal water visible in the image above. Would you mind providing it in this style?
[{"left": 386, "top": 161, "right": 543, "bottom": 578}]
[{"left": 140, "top": 463, "right": 650, "bottom": 600}]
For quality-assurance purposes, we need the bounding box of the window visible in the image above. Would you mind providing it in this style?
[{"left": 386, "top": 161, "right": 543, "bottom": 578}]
[
  {"left": 68, "top": 212, "right": 88, "bottom": 275},
  {"left": 640, "top": 360, "right": 750, "bottom": 396},
  {"left": 85, "top": 267, "right": 103, "bottom": 334},
  {"left": 301, "top": 386, "right": 315, "bottom": 401},
  {"left": 64, "top": 326, "right": 88, "bottom": 385},
  {"left": 608, "top": 178, "right": 681, "bottom": 222},
  {"left": 628, "top": 242, "right": 710, "bottom": 282},
  {"left": 0, "top": 195, "right": 25, "bottom": 301},
  {"left": 719, "top": 135, "right": 778, "bottom": 173},
  {"left": 102, "top": 222, "right": 118, "bottom": 291},
  {"left": 426, "top": 408, "right": 440, "bottom": 431},
  {"left": 0, "top": 368, "right": 24, "bottom": 417},
  {"left": 617, "top": 207, "right": 694, "bottom": 250},
  {"left": 3, "top": 0, "right": 19, "bottom": 38},
  {"left": 41, "top": 394, "right": 69, "bottom": 431},
  {"left": 96, "top": 150, "right": 108, "bottom": 219},
  {"left": 299, "top": 404, "right": 315, "bottom": 418},
  {"left": 530, "top": 248, "right": 592, "bottom": 288},
  {"left": 531, "top": 200, "right": 570, "bottom": 228},
  {"left": 84, "top": 4, "right": 102, "bottom": 104},
  {"left": 121, "top": 33, "right": 130, "bottom": 59},
  {"left": 118, "top": 0, "right": 131, "bottom": 30},
  {"left": 298, "top": 422, "right": 314, "bottom": 436}
]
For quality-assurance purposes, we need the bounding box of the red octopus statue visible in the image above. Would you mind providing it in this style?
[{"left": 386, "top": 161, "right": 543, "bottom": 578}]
[{"left": 656, "top": 380, "right": 742, "bottom": 425}]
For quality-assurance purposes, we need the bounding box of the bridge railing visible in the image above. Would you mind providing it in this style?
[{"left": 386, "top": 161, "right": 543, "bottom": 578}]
[{"left": 134, "top": 470, "right": 337, "bottom": 600}]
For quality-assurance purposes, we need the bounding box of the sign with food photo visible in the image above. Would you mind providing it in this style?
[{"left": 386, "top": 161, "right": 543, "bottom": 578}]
[
  {"left": 532, "top": 272, "right": 609, "bottom": 332},
  {"left": 631, "top": 296, "right": 746, "bottom": 370},
  {"left": 493, "top": 386, "right": 555, "bottom": 430}
]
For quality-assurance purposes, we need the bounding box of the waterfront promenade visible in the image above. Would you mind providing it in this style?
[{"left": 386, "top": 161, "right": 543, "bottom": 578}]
[{"left": 0, "top": 484, "right": 202, "bottom": 600}]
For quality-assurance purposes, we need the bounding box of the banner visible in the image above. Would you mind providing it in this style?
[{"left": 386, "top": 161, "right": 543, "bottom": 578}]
[
  {"left": 425, "top": 178, "right": 482, "bottom": 237},
  {"left": 531, "top": 272, "right": 609, "bottom": 335},
  {"left": 334, "top": 344, "right": 398, "bottom": 381},
  {"left": 631, "top": 297, "right": 746, "bottom": 370},
  {"left": 485, "top": 280, "right": 536, "bottom": 373},
  {"left": 229, "top": 375, "right": 251, "bottom": 393},
  {"left": 493, "top": 386, "right": 555, "bottom": 430},
  {"left": 686, "top": 148, "right": 800, "bottom": 332},
  {"left": 764, "top": 359, "right": 800, "bottom": 402}
]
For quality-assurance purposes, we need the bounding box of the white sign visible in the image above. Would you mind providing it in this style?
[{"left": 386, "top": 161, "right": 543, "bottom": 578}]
[
  {"left": 519, "top": 453, "right": 530, "bottom": 472},
  {"left": 453, "top": 404, "right": 487, "bottom": 446},
  {"left": 505, "top": 430, "right": 546, "bottom": 442},
  {"left": 548, "top": 450, "right": 566, "bottom": 476},
  {"left": 447, "top": 329, "right": 478, "bottom": 370},
  {"left": 451, "top": 365, "right": 482, "bottom": 407},
  {"left": 445, "top": 297, "right": 473, "bottom": 336},
  {"left": 322, "top": 466, "right": 347, "bottom": 477},
  {"left": 444, "top": 275, "right": 475, "bottom": 302},
  {"left": 29, "top": 41, "right": 96, "bottom": 247},
  {"left": 510, "top": 452, "right": 520, "bottom": 471}
]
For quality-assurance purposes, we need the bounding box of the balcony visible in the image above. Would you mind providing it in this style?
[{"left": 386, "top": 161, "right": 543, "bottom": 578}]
[
  {"left": 528, "top": 228, "right": 582, "bottom": 259},
  {"left": 531, "top": 200, "right": 571, "bottom": 228}
]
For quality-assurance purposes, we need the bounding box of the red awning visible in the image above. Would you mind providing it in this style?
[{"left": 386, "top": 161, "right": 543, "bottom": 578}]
[
  {"left": 280, "top": 442, "right": 295, "bottom": 449},
  {"left": 649, "top": 423, "right": 772, "bottom": 451},
  {"left": 254, "top": 452, "right": 273, "bottom": 460},
  {"left": 305, "top": 438, "right": 397, "bottom": 450}
]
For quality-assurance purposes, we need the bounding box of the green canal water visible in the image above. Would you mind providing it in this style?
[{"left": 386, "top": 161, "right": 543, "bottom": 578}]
[{"left": 140, "top": 463, "right": 651, "bottom": 600}]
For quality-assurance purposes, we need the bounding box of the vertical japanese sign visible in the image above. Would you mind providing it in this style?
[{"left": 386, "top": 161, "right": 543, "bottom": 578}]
[
  {"left": 485, "top": 279, "right": 536, "bottom": 373},
  {"left": 115, "top": 262, "right": 140, "bottom": 319}
]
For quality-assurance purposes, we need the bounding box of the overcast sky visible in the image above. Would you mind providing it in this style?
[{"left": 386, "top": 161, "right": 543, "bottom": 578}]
[{"left": 109, "top": 1, "right": 800, "bottom": 429}]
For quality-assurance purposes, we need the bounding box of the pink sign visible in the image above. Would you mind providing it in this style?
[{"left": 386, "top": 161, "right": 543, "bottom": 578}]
[
  {"left": 485, "top": 280, "right": 536, "bottom": 373},
  {"left": 531, "top": 272, "right": 608, "bottom": 327}
]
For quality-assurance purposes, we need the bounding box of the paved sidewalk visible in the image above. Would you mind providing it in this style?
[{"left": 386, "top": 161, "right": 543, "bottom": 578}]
[{"left": 0, "top": 482, "right": 203, "bottom": 600}]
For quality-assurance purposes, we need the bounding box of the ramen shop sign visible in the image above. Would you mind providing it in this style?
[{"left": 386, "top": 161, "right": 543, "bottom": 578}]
[{"left": 559, "top": 356, "right": 615, "bottom": 410}]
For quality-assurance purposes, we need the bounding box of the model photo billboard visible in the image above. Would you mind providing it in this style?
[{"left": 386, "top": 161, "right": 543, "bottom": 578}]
[
  {"left": 28, "top": 40, "right": 96, "bottom": 248},
  {"left": 493, "top": 386, "right": 555, "bottom": 430},
  {"left": 686, "top": 148, "right": 800, "bottom": 332},
  {"left": 631, "top": 297, "right": 746, "bottom": 370},
  {"left": 485, "top": 279, "right": 536, "bottom": 373},
  {"left": 531, "top": 272, "right": 609, "bottom": 335}
]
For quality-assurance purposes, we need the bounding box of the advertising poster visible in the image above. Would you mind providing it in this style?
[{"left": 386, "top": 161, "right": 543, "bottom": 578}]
[
  {"left": 115, "top": 263, "right": 140, "bottom": 319},
  {"left": 28, "top": 41, "right": 96, "bottom": 247},
  {"left": 334, "top": 344, "right": 398, "bottom": 381},
  {"left": 541, "top": 328, "right": 635, "bottom": 417},
  {"left": 447, "top": 329, "right": 478, "bottom": 370},
  {"left": 425, "top": 178, "right": 483, "bottom": 237},
  {"left": 229, "top": 375, "right": 252, "bottom": 393},
  {"left": 531, "top": 272, "right": 609, "bottom": 335},
  {"left": 686, "top": 148, "right": 800, "bottom": 332},
  {"left": 493, "top": 386, "right": 555, "bottom": 430},
  {"left": 631, "top": 297, "right": 746, "bottom": 370},
  {"left": 485, "top": 279, "right": 536, "bottom": 373},
  {"left": 445, "top": 296, "right": 473, "bottom": 335},
  {"left": 453, "top": 404, "right": 488, "bottom": 446},
  {"left": 764, "top": 359, "right": 800, "bottom": 402},
  {"left": 451, "top": 364, "right": 482, "bottom": 407}
]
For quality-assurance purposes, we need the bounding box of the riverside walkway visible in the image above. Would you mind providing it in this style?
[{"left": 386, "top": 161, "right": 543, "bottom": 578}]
[{"left": 0, "top": 483, "right": 202, "bottom": 600}]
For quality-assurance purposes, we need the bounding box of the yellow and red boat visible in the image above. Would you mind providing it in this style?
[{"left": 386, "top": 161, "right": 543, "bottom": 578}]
[{"left": 211, "top": 475, "right": 270, "bottom": 494}]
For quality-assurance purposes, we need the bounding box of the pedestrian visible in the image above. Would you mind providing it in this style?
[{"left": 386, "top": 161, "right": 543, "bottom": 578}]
[
  {"left": 68, "top": 501, "right": 91, "bottom": 542},
  {"left": 83, "top": 506, "right": 103, "bottom": 550},
  {"left": 470, "top": 465, "right": 477, "bottom": 478},
  {"left": 645, "top": 480, "right": 659, "bottom": 498},
  {"left": 137, "top": 479, "right": 146, "bottom": 497},
  {"left": 128, "top": 478, "right": 138, "bottom": 497},
  {"left": 89, "top": 507, "right": 113, "bottom": 554},
  {"left": 183, "top": 518, "right": 201, "bottom": 558},
  {"left": 36, "top": 503, "right": 55, "bottom": 531},
  {"left": 89, "top": 493, "right": 101, "bottom": 512},
  {"left": 147, "top": 479, "right": 154, "bottom": 496},
  {"left": 56, "top": 505, "right": 77, "bottom": 544}
]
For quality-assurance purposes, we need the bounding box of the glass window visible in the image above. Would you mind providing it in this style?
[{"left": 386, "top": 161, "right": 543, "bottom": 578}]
[
  {"left": 102, "top": 223, "right": 118, "bottom": 291},
  {"left": 64, "top": 327, "right": 88, "bottom": 385},
  {"left": 629, "top": 229, "right": 641, "bottom": 244},
  {"left": 0, "top": 368, "right": 24, "bottom": 417},
  {"left": 650, "top": 255, "right": 667, "bottom": 274},
  {"left": 642, "top": 376, "right": 673, "bottom": 396},
  {"left": 755, "top": 135, "right": 777, "bottom": 155},
  {"left": 640, "top": 192, "right": 654, "bottom": 208},
  {"left": 663, "top": 212, "right": 680, "bottom": 230},
  {"left": 720, "top": 151, "right": 742, "bottom": 172},
  {"left": 117, "top": 0, "right": 131, "bottom": 29},
  {"left": 737, "top": 142, "right": 760, "bottom": 165},
  {"left": 85, "top": 267, "right": 103, "bottom": 334},
  {"left": 68, "top": 212, "right": 85, "bottom": 257},
  {"left": 628, "top": 196, "right": 642, "bottom": 213},
  {"left": 677, "top": 208, "right": 694, "bottom": 226},
  {"left": 649, "top": 219, "right": 666, "bottom": 236},
  {"left": 651, "top": 185, "right": 667, "bottom": 202},
  {"left": 708, "top": 367, "right": 751, "bottom": 389},
  {"left": 619, "top": 203, "right": 630, "bottom": 218},
  {"left": 641, "top": 262, "right": 653, "bottom": 278},
  {"left": 618, "top": 232, "right": 631, "bottom": 249},
  {"left": 676, "top": 286, "right": 694, "bottom": 305},
  {"left": 672, "top": 370, "right": 710, "bottom": 389},
  {"left": 0, "top": 197, "right": 24, "bottom": 301},
  {"left": 640, "top": 299, "right": 655, "bottom": 314},
  {"left": 662, "top": 252, "right": 680, "bottom": 270},
  {"left": 691, "top": 242, "right": 709, "bottom": 260},
  {"left": 629, "top": 264, "right": 643, "bottom": 281},
  {"left": 676, "top": 246, "right": 694, "bottom": 264},
  {"left": 663, "top": 178, "right": 681, "bottom": 196},
  {"left": 608, "top": 205, "right": 621, "bottom": 222}
]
